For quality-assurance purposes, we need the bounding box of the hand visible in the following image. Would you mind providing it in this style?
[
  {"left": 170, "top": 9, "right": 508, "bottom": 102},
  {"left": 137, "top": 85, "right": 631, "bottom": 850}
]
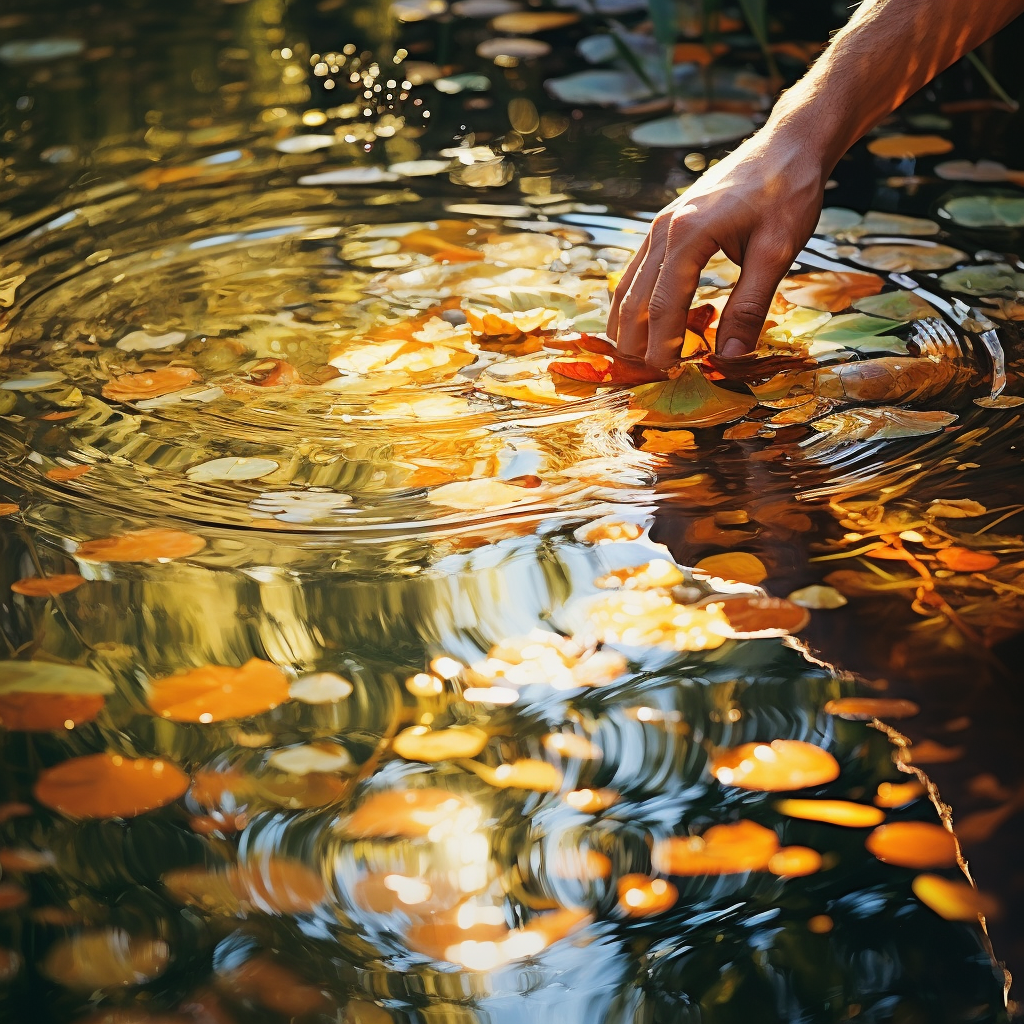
[{"left": 607, "top": 126, "right": 827, "bottom": 367}]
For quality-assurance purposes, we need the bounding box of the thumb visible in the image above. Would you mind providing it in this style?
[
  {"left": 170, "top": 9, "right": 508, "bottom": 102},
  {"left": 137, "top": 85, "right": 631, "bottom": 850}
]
[{"left": 715, "top": 245, "right": 791, "bottom": 358}]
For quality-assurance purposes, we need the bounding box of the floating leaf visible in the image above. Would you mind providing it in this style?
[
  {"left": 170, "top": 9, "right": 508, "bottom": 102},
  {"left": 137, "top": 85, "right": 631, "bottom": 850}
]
[
  {"left": 939, "top": 262, "right": 1024, "bottom": 295},
  {"left": 116, "top": 330, "right": 187, "bottom": 352},
  {"left": 434, "top": 72, "right": 492, "bottom": 94},
  {"left": 41, "top": 928, "right": 170, "bottom": 990},
  {"left": 148, "top": 659, "right": 291, "bottom": 723},
  {"left": 476, "top": 37, "right": 551, "bottom": 59},
  {"left": 10, "top": 574, "right": 85, "bottom": 597},
  {"left": 595, "top": 559, "right": 685, "bottom": 590},
  {"left": 935, "top": 159, "right": 1024, "bottom": 183},
  {"left": 875, "top": 780, "right": 927, "bottom": 808},
  {"left": 714, "top": 595, "right": 809, "bottom": 637},
  {"left": 639, "top": 428, "right": 697, "bottom": 454},
  {"left": 629, "top": 113, "right": 755, "bottom": 148},
  {"left": 853, "top": 244, "right": 966, "bottom": 273},
  {"left": 867, "top": 135, "right": 954, "bottom": 159},
  {"left": 76, "top": 528, "right": 206, "bottom": 563},
  {"left": 787, "top": 584, "right": 847, "bottom": 609},
  {"left": 0, "top": 504, "right": 18, "bottom": 516},
  {"left": 34, "top": 753, "right": 189, "bottom": 818},
  {"left": 426, "top": 479, "right": 532, "bottom": 509},
  {"left": 0, "top": 660, "right": 112, "bottom": 731},
  {"left": 778, "top": 271, "right": 883, "bottom": 312},
  {"left": 299, "top": 166, "right": 400, "bottom": 185},
  {"left": 549, "top": 353, "right": 664, "bottom": 384},
  {"left": 852, "top": 290, "right": 939, "bottom": 321},
  {"left": 927, "top": 498, "right": 987, "bottom": 518},
  {"left": 653, "top": 820, "right": 779, "bottom": 875},
  {"left": 617, "top": 875, "right": 677, "bottom": 916},
  {"left": 466, "top": 758, "right": 563, "bottom": 791},
  {"left": 912, "top": 873, "right": 998, "bottom": 921},
  {"left": 45, "top": 465, "right": 92, "bottom": 482},
  {"left": 865, "top": 821, "right": 958, "bottom": 868},
  {"left": 545, "top": 70, "right": 651, "bottom": 107},
  {"left": 811, "top": 313, "right": 906, "bottom": 344},
  {"left": 809, "top": 408, "right": 957, "bottom": 443},
  {"left": 975, "top": 394, "right": 1024, "bottom": 408},
  {"left": 186, "top": 457, "right": 279, "bottom": 483},
  {"left": 289, "top": 673, "right": 354, "bottom": 703},
  {"left": 710, "top": 740, "right": 840, "bottom": 791},
  {"left": 693, "top": 551, "right": 767, "bottom": 585},
  {"left": 0, "top": 372, "right": 66, "bottom": 391},
  {"left": 824, "top": 697, "right": 919, "bottom": 720},
  {"left": 940, "top": 194, "right": 1024, "bottom": 228},
  {"left": 935, "top": 546, "right": 998, "bottom": 571},
  {"left": 344, "top": 789, "right": 478, "bottom": 838},
  {"left": 101, "top": 367, "right": 201, "bottom": 402},
  {"left": 491, "top": 10, "right": 578, "bottom": 31},
  {"left": 268, "top": 742, "right": 353, "bottom": 776},
  {"left": 767, "top": 847, "right": 822, "bottom": 877},
  {"left": 564, "top": 788, "right": 619, "bottom": 813},
  {"left": 775, "top": 798, "right": 885, "bottom": 828},
  {"left": 631, "top": 365, "right": 755, "bottom": 427},
  {"left": 393, "top": 725, "right": 488, "bottom": 762}
]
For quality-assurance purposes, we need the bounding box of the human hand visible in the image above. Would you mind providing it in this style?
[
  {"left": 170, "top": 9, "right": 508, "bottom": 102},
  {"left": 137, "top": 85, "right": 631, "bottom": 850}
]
[{"left": 607, "top": 127, "right": 827, "bottom": 367}]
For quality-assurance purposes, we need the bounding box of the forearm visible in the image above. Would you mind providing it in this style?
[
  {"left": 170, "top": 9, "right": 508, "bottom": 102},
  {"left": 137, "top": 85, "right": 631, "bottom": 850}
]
[{"left": 767, "top": 0, "right": 1024, "bottom": 175}]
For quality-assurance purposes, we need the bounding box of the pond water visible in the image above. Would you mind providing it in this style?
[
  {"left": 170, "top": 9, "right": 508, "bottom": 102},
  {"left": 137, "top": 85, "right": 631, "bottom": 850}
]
[{"left": 1, "top": 1, "right": 1024, "bottom": 1021}]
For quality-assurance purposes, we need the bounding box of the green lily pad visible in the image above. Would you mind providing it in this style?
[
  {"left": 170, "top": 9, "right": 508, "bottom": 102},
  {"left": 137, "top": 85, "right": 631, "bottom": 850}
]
[
  {"left": 939, "top": 194, "right": 1024, "bottom": 229},
  {"left": 938, "top": 262, "right": 1024, "bottom": 296},
  {"left": 629, "top": 112, "right": 754, "bottom": 149}
]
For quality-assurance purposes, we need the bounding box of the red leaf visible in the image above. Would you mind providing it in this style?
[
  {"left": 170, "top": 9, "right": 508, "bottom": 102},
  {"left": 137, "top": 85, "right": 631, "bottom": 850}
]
[
  {"left": 549, "top": 356, "right": 666, "bottom": 384},
  {"left": 687, "top": 303, "right": 717, "bottom": 338}
]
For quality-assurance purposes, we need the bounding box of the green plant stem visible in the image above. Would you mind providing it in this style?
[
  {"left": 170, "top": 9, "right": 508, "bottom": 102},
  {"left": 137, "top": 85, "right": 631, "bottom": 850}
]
[{"left": 965, "top": 49, "right": 1019, "bottom": 110}]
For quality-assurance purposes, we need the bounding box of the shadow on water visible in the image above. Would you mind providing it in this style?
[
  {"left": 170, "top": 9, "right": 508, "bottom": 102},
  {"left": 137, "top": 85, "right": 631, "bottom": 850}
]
[{"left": 0, "top": 0, "right": 1023, "bottom": 1020}]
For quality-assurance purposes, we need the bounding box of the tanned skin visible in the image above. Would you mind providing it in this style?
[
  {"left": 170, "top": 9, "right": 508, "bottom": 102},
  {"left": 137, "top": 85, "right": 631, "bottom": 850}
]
[{"left": 608, "top": 0, "right": 1024, "bottom": 366}]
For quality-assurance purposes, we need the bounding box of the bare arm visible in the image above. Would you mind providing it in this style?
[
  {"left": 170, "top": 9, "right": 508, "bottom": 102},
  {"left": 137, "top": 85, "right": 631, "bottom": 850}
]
[{"left": 609, "top": 0, "right": 1024, "bottom": 365}]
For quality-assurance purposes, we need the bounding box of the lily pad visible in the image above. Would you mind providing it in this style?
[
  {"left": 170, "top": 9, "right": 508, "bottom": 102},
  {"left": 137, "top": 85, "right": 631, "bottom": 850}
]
[
  {"left": 852, "top": 243, "right": 965, "bottom": 273},
  {"left": 938, "top": 262, "right": 1024, "bottom": 296},
  {"left": 629, "top": 113, "right": 755, "bottom": 149},
  {"left": 939, "top": 194, "right": 1024, "bottom": 229},
  {"left": 434, "top": 73, "right": 491, "bottom": 94},
  {"left": 545, "top": 70, "right": 652, "bottom": 107}
]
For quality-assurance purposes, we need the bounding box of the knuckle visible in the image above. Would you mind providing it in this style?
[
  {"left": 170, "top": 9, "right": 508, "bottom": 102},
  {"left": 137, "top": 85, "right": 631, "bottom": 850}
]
[
  {"left": 726, "top": 299, "right": 769, "bottom": 327},
  {"left": 647, "top": 292, "right": 676, "bottom": 320}
]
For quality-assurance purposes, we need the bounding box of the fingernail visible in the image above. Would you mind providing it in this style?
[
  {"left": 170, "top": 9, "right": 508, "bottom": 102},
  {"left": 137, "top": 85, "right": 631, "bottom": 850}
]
[{"left": 718, "top": 338, "right": 748, "bottom": 359}]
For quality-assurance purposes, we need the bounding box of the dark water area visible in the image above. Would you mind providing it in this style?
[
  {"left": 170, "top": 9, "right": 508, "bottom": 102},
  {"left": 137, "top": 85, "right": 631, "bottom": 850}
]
[{"left": 1, "top": 1, "right": 1024, "bottom": 1021}]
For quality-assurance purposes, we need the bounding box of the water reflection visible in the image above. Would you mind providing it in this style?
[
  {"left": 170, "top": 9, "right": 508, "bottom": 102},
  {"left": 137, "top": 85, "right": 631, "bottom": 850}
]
[{"left": 0, "top": 0, "right": 1021, "bottom": 1020}]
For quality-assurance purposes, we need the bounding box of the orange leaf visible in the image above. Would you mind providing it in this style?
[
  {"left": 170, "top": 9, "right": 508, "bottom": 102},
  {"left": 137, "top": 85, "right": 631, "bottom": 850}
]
[
  {"left": 865, "top": 821, "right": 958, "bottom": 868},
  {"left": 777, "top": 271, "right": 884, "bottom": 312},
  {"left": 34, "top": 753, "right": 189, "bottom": 818},
  {"left": 693, "top": 551, "right": 768, "bottom": 585},
  {"left": 824, "top": 697, "right": 920, "bottom": 720},
  {"left": 912, "top": 874, "right": 999, "bottom": 921},
  {"left": 549, "top": 354, "right": 665, "bottom": 384},
  {"left": 935, "top": 546, "right": 999, "bottom": 571},
  {"left": 0, "top": 504, "right": 19, "bottom": 516},
  {"left": 715, "top": 595, "right": 809, "bottom": 637},
  {"left": 710, "top": 739, "right": 840, "bottom": 791},
  {"left": 44, "top": 465, "right": 92, "bottom": 483},
  {"left": 617, "top": 875, "right": 678, "bottom": 916},
  {"left": 40, "top": 410, "right": 80, "bottom": 421},
  {"left": 148, "top": 659, "right": 291, "bottom": 722},
  {"left": 672, "top": 41, "right": 727, "bottom": 66},
  {"left": 0, "top": 693, "right": 105, "bottom": 731},
  {"left": 101, "top": 366, "right": 200, "bottom": 402},
  {"left": 11, "top": 574, "right": 86, "bottom": 597},
  {"left": 249, "top": 359, "right": 301, "bottom": 386},
  {"left": 867, "top": 134, "right": 954, "bottom": 159},
  {"left": 76, "top": 528, "right": 206, "bottom": 563},
  {"left": 653, "top": 820, "right": 780, "bottom": 875}
]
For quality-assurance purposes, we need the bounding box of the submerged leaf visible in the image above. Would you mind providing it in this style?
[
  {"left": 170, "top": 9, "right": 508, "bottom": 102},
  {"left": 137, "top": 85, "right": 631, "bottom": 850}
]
[
  {"left": 710, "top": 740, "right": 840, "bottom": 791},
  {"left": 865, "top": 821, "right": 957, "bottom": 868},
  {"left": 939, "top": 262, "right": 1024, "bottom": 295},
  {"left": 939, "top": 194, "right": 1024, "bottom": 228},
  {"left": 912, "top": 874, "right": 998, "bottom": 921},
  {"left": 787, "top": 584, "right": 848, "bottom": 609},
  {"left": 852, "top": 290, "right": 939, "bottom": 321},
  {"left": 101, "top": 367, "right": 201, "bottom": 402},
  {"left": 694, "top": 551, "right": 767, "bottom": 585},
  {"left": 653, "top": 820, "right": 780, "bottom": 875},
  {"left": 11, "top": 574, "right": 85, "bottom": 597}
]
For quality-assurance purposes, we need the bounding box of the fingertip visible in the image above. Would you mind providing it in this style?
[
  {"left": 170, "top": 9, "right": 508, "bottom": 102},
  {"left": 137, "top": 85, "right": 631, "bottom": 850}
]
[{"left": 717, "top": 337, "right": 751, "bottom": 359}]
